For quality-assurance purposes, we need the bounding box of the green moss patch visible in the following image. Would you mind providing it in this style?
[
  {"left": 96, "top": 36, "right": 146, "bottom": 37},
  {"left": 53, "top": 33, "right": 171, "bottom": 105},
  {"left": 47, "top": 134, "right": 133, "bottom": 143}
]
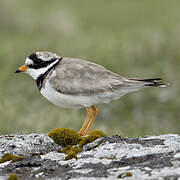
[
  {"left": 65, "top": 151, "right": 78, "bottom": 161},
  {"left": 48, "top": 128, "right": 83, "bottom": 146},
  {"left": 49, "top": 128, "right": 106, "bottom": 161},
  {"left": 88, "top": 129, "right": 107, "bottom": 137},
  {"left": 59, "top": 145, "right": 72, "bottom": 153},
  {"left": 79, "top": 134, "right": 101, "bottom": 148},
  {"left": 60, "top": 145, "right": 82, "bottom": 160},
  {"left": 7, "top": 173, "right": 19, "bottom": 180},
  {"left": 0, "top": 153, "right": 24, "bottom": 164},
  {"left": 66, "top": 146, "right": 82, "bottom": 154},
  {"left": 79, "top": 129, "right": 106, "bottom": 148}
]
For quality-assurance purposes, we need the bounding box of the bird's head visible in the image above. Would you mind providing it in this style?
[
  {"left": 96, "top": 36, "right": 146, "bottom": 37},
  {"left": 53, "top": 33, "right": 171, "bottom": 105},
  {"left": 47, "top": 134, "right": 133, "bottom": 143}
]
[{"left": 15, "top": 51, "right": 61, "bottom": 80}]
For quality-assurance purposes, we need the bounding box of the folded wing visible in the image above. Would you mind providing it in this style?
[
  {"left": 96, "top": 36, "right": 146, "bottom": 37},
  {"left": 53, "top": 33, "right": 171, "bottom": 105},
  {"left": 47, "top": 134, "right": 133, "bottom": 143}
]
[{"left": 50, "top": 58, "right": 125, "bottom": 96}]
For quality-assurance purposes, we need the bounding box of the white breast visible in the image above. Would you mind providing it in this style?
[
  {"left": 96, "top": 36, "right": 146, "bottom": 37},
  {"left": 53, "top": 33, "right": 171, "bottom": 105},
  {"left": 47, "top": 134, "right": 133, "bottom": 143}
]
[{"left": 41, "top": 80, "right": 84, "bottom": 108}]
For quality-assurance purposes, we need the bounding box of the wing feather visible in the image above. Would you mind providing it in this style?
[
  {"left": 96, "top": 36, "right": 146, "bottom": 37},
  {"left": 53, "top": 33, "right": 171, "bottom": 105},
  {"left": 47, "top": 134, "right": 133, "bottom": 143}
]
[{"left": 49, "top": 58, "right": 125, "bottom": 96}]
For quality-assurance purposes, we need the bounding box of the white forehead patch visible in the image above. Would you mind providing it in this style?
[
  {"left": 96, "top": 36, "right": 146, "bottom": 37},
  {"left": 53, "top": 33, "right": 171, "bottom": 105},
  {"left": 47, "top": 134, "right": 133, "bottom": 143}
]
[{"left": 25, "top": 58, "right": 33, "bottom": 65}]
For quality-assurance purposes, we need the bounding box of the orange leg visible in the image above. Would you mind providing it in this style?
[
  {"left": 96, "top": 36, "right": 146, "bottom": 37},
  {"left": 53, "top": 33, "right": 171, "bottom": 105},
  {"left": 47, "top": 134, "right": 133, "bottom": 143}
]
[
  {"left": 81, "top": 105, "right": 98, "bottom": 136},
  {"left": 78, "top": 107, "right": 93, "bottom": 136}
]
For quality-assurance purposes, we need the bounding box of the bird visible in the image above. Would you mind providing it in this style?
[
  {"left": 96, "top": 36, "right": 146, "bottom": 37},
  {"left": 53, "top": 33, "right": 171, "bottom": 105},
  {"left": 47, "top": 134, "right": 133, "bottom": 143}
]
[{"left": 15, "top": 51, "right": 167, "bottom": 136}]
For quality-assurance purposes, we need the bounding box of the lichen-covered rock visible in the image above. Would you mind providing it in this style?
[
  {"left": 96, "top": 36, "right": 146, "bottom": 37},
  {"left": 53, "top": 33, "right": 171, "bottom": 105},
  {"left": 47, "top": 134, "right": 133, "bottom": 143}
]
[
  {"left": 0, "top": 133, "right": 60, "bottom": 157},
  {"left": 0, "top": 133, "right": 180, "bottom": 179}
]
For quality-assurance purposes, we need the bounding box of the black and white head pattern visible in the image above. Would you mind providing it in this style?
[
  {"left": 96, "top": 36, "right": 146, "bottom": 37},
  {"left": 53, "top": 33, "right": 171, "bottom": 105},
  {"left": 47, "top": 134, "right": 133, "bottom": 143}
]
[{"left": 25, "top": 52, "right": 61, "bottom": 80}]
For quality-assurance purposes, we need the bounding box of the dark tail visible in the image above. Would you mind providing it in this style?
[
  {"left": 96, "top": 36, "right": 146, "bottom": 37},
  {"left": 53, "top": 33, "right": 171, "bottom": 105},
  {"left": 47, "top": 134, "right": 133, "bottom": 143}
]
[{"left": 128, "top": 78, "right": 168, "bottom": 87}]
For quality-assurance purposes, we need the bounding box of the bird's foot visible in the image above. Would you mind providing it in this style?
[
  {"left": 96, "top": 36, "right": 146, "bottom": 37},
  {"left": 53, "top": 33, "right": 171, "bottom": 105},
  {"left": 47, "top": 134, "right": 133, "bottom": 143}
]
[{"left": 78, "top": 130, "right": 88, "bottom": 136}]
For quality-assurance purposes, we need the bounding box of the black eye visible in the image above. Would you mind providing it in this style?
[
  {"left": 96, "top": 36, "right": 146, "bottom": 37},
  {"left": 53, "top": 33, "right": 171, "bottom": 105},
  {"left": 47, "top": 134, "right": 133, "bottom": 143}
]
[
  {"left": 34, "top": 59, "right": 42, "bottom": 64},
  {"left": 29, "top": 53, "right": 37, "bottom": 61},
  {"left": 29, "top": 53, "right": 43, "bottom": 64}
]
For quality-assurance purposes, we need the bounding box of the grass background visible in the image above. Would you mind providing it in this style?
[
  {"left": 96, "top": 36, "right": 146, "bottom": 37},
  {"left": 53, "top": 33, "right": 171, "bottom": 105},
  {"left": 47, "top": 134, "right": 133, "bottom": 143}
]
[{"left": 0, "top": 0, "right": 179, "bottom": 136}]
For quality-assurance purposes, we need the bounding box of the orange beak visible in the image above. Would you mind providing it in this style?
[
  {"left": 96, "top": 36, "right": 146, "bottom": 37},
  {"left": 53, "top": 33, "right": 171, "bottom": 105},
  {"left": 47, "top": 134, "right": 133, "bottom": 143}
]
[{"left": 15, "top": 65, "right": 28, "bottom": 73}]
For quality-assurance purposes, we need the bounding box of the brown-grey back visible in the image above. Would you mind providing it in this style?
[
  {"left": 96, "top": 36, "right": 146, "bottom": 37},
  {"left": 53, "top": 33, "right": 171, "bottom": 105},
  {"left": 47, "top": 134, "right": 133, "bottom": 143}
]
[{"left": 49, "top": 58, "right": 125, "bottom": 96}]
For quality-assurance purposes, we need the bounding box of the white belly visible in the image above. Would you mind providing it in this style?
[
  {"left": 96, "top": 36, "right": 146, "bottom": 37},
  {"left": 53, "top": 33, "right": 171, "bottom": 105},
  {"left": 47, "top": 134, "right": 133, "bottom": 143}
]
[{"left": 40, "top": 81, "right": 142, "bottom": 108}]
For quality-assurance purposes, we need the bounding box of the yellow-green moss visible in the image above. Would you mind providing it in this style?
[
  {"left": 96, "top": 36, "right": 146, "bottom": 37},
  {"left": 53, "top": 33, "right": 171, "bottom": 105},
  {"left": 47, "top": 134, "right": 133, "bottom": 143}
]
[
  {"left": 58, "top": 145, "right": 72, "bottom": 153},
  {"left": 59, "top": 145, "right": 82, "bottom": 160},
  {"left": 0, "top": 153, "right": 24, "bottom": 164},
  {"left": 66, "top": 146, "right": 82, "bottom": 154},
  {"left": 48, "top": 128, "right": 83, "bottom": 146},
  {"left": 79, "top": 134, "right": 101, "bottom": 148},
  {"left": 117, "top": 172, "right": 132, "bottom": 178},
  {"left": 65, "top": 151, "right": 78, "bottom": 160},
  {"left": 7, "top": 173, "right": 19, "bottom": 180},
  {"left": 88, "top": 129, "right": 107, "bottom": 137},
  {"left": 49, "top": 128, "right": 107, "bottom": 160},
  {"left": 79, "top": 129, "right": 106, "bottom": 148}
]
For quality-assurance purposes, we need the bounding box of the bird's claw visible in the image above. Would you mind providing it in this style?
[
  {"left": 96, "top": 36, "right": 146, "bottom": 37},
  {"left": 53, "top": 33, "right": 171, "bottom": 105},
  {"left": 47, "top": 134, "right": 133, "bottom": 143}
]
[{"left": 78, "top": 130, "right": 88, "bottom": 136}]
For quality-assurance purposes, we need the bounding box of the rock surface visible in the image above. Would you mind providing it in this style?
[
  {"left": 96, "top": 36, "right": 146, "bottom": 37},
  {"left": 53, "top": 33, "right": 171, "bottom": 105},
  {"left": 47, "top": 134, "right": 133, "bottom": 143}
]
[{"left": 0, "top": 133, "right": 180, "bottom": 179}]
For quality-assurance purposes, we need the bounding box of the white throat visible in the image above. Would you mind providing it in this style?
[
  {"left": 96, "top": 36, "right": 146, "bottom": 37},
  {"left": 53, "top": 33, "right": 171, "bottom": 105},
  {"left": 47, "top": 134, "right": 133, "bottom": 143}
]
[{"left": 25, "top": 59, "right": 59, "bottom": 80}]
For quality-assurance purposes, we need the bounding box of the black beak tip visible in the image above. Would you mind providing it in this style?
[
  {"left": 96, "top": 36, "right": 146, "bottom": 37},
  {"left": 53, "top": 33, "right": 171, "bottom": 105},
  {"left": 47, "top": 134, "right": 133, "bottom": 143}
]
[{"left": 15, "top": 70, "right": 21, "bottom": 73}]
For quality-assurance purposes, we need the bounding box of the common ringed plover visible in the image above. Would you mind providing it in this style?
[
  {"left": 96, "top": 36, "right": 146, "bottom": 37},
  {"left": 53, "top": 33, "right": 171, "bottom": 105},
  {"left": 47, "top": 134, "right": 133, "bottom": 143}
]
[{"left": 15, "top": 52, "right": 167, "bottom": 136}]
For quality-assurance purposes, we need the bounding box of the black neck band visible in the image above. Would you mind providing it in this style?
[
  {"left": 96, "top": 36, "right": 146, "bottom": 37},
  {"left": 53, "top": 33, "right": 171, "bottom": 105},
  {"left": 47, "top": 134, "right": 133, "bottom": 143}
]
[{"left": 35, "top": 58, "right": 62, "bottom": 90}]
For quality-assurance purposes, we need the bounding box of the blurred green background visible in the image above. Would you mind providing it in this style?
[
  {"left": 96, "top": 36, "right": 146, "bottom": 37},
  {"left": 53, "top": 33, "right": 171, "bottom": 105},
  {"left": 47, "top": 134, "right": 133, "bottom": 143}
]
[{"left": 0, "top": 0, "right": 179, "bottom": 136}]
